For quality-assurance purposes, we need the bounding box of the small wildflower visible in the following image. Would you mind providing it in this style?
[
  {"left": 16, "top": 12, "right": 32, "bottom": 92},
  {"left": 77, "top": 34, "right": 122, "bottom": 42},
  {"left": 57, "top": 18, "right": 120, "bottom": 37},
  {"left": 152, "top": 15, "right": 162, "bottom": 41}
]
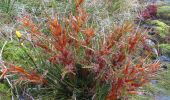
[
  {"left": 16, "top": 31, "right": 22, "bottom": 38},
  {"left": 21, "top": 43, "right": 24, "bottom": 46}
]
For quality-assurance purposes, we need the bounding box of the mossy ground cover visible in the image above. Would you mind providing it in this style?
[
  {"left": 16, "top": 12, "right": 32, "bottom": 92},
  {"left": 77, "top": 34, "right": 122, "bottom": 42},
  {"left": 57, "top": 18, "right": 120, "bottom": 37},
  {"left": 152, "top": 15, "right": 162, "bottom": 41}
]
[
  {"left": 146, "top": 20, "right": 169, "bottom": 37},
  {"left": 157, "top": 5, "right": 170, "bottom": 19},
  {"left": 0, "top": 84, "right": 11, "bottom": 100}
]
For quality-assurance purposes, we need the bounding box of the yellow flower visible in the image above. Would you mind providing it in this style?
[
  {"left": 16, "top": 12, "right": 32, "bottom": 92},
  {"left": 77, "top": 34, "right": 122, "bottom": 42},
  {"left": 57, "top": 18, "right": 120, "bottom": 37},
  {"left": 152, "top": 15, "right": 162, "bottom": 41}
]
[
  {"left": 16, "top": 31, "right": 22, "bottom": 38},
  {"left": 20, "top": 43, "right": 24, "bottom": 46}
]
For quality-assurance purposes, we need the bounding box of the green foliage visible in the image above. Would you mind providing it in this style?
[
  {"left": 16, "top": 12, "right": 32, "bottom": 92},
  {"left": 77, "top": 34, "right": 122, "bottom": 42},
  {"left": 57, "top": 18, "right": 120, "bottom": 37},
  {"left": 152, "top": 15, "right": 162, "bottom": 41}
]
[
  {"left": 106, "top": 0, "right": 138, "bottom": 13},
  {"left": 157, "top": 6, "right": 170, "bottom": 19},
  {"left": 159, "top": 44, "right": 170, "bottom": 57},
  {"left": 130, "top": 95, "right": 153, "bottom": 100},
  {"left": 1, "top": 41, "right": 25, "bottom": 65},
  {"left": 146, "top": 20, "right": 169, "bottom": 37},
  {"left": 0, "top": 83, "right": 11, "bottom": 100},
  {"left": 0, "top": 0, "right": 15, "bottom": 14},
  {"left": 96, "top": 82, "right": 111, "bottom": 100},
  {"left": 0, "top": 13, "right": 12, "bottom": 24},
  {"left": 156, "top": 63, "right": 170, "bottom": 94},
  {"left": 0, "top": 0, "right": 15, "bottom": 24},
  {"left": 0, "top": 41, "right": 40, "bottom": 68},
  {"left": 159, "top": 44, "right": 170, "bottom": 50}
]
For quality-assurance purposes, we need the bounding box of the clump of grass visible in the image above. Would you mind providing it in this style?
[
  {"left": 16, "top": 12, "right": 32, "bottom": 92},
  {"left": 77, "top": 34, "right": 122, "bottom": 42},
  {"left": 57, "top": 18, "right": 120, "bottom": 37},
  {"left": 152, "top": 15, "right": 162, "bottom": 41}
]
[{"left": 0, "top": 0, "right": 16, "bottom": 14}]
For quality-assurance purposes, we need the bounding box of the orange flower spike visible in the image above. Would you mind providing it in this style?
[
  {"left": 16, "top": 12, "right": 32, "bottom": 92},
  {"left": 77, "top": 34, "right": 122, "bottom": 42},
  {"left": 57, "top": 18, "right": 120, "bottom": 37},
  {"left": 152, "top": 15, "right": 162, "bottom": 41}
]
[
  {"left": 22, "top": 19, "right": 30, "bottom": 27},
  {"left": 50, "top": 18, "right": 62, "bottom": 37},
  {"left": 36, "top": 43, "right": 52, "bottom": 53},
  {"left": 77, "top": 7, "right": 88, "bottom": 22},
  {"left": 50, "top": 18, "right": 59, "bottom": 27},
  {"left": 129, "top": 67, "right": 136, "bottom": 76},
  {"left": 54, "top": 43, "right": 62, "bottom": 51},
  {"left": 75, "top": 0, "right": 84, "bottom": 8},
  {"left": 116, "top": 78, "right": 124, "bottom": 90},
  {"left": 128, "top": 34, "right": 140, "bottom": 53},
  {"left": 123, "top": 61, "right": 131, "bottom": 74},
  {"left": 76, "top": 16, "right": 83, "bottom": 27},
  {"left": 117, "top": 53, "right": 126, "bottom": 63},
  {"left": 13, "top": 66, "right": 30, "bottom": 76},
  {"left": 71, "top": 20, "right": 80, "bottom": 33},
  {"left": 62, "top": 30, "right": 67, "bottom": 47},
  {"left": 28, "top": 73, "right": 40, "bottom": 82},
  {"left": 31, "top": 26, "right": 40, "bottom": 35},
  {"left": 139, "top": 68, "right": 145, "bottom": 73},
  {"left": 20, "top": 17, "right": 41, "bottom": 35},
  {"left": 128, "top": 91, "right": 138, "bottom": 95},
  {"left": 57, "top": 31, "right": 67, "bottom": 49},
  {"left": 28, "top": 76, "right": 46, "bottom": 84},
  {"left": 84, "top": 28, "right": 95, "bottom": 37},
  {"left": 106, "top": 40, "right": 116, "bottom": 50},
  {"left": 83, "top": 28, "right": 94, "bottom": 45},
  {"left": 150, "top": 62, "right": 160, "bottom": 72},
  {"left": 123, "top": 22, "right": 134, "bottom": 32},
  {"left": 106, "top": 85, "right": 117, "bottom": 100},
  {"left": 21, "top": 17, "right": 31, "bottom": 27},
  {"left": 0, "top": 68, "right": 8, "bottom": 78}
]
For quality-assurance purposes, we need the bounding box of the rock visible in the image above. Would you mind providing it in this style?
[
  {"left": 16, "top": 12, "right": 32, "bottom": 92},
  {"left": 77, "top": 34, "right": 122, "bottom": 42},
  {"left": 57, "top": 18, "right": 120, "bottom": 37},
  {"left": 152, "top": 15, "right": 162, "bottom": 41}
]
[
  {"left": 155, "top": 94, "right": 170, "bottom": 100},
  {"left": 158, "top": 55, "right": 170, "bottom": 62},
  {"left": 146, "top": 39, "right": 159, "bottom": 57},
  {"left": 151, "top": 80, "right": 158, "bottom": 84},
  {"left": 161, "top": 64, "right": 168, "bottom": 69}
]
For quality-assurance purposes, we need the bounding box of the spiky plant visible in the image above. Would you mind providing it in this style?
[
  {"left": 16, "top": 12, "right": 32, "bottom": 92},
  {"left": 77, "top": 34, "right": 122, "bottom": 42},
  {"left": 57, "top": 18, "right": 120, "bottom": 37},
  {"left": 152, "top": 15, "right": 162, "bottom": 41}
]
[{"left": 0, "top": 0, "right": 161, "bottom": 99}]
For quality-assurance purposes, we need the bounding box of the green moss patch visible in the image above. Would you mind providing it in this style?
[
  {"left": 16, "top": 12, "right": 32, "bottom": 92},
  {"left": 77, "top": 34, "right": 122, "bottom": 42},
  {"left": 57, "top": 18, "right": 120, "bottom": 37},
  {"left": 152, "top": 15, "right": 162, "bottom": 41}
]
[
  {"left": 157, "top": 6, "right": 170, "bottom": 19},
  {"left": 146, "top": 20, "right": 169, "bottom": 37},
  {"left": 0, "top": 84, "right": 11, "bottom": 100},
  {"left": 159, "top": 44, "right": 170, "bottom": 50}
]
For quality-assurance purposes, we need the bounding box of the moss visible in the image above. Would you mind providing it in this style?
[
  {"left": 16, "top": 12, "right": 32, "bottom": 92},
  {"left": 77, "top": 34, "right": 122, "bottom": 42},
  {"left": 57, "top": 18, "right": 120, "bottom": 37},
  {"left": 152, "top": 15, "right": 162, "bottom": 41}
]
[
  {"left": 0, "top": 41, "right": 39, "bottom": 68},
  {"left": 157, "top": 6, "right": 170, "bottom": 19},
  {"left": 150, "top": 20, "right": 169, "bottom": 28},
  {"left": 158, "top": 6, "right": 170, "bottom": 14},
  {"left": 159, "top": 44, "right": 170, "bottom": 50},
  {"left": 146, "top": 20, "right": 169, "bottom": 37},
  {"left": 159, "top": 44, "right": 170, "bottom": 57},
  {"left": 0, "top": 84, "right": 11, "bottom": 100},
  {"left": 156, "top": 63, "right": 170, "bottom": 95},
  {"left": 156, "top": 27, "right": 169, "bottom": 37}
]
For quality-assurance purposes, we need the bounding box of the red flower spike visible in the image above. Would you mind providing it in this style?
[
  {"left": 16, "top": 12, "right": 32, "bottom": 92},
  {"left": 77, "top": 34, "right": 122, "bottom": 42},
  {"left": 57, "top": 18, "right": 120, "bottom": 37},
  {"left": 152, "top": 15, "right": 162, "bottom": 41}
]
[
  {"left": 1, "top": 65, "right": 47, "bottom": 84},
  {"left": 71, "top": 20, "right": 80, "bottom": 33},
  {"left": 75, "top": 0, "right": 84, "bottom": 8},
  {"left": 128, "top": 91, "right": 138, "bottom": 95},
  {"left": 123, "top": 61, "right": 131, "bottom": 75},
  {"left": 128, "top": 32, "right": 142, "bottom": 53},
  {"left": 20, "top": 16, "right": 42, "bottom": 35},
  {"left": 84, "top": 28, "right": 95, "bottom": 37},
  {"left": 49, "top": 18, "right": 62, "bottom": 39},
  {"left": 36, "top": 43, "right": 52, "bottom": 53}
]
